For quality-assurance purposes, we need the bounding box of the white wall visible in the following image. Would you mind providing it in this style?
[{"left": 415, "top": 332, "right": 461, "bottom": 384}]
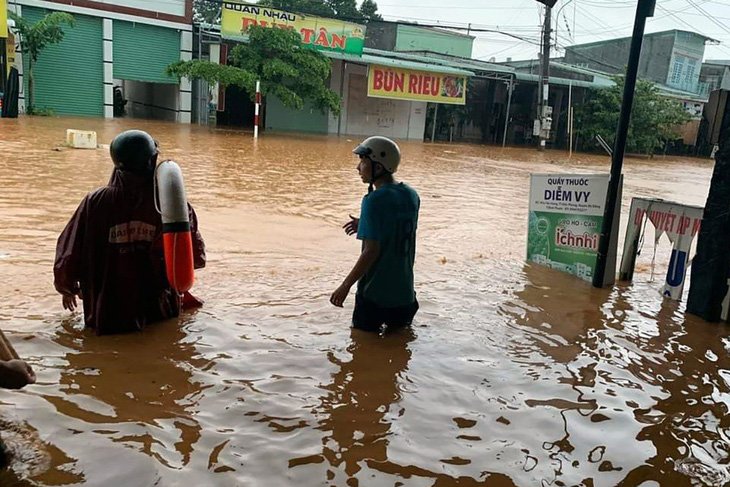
[
  {"left": 86, "top": 0, "right": 185, "bottom": 17},
  {"left": 721, "top": 67, "right": 730, "bottom": 90},
  {"left": 328, "top": 59, "right": 345, "bottom": 134},
  {"left": 328, "top": 59, "right": 427, "bottom": 140},
  {"left": 17, "top": 1, "right": 191, "bottom": 31},
  {"left": 103, "top": 19, "right": 114, "bottom": 119},
  {"left": 179, "top": 30, "right": 192, "bottom": 124},
  {"left": 682, "top": 99, "right": 704, "bottom": 118},
  {"left": 8, "top": 4, "right": 25, "bottom": 114},
  {"left": 408, "top": 103, "right": 427, "bottom": 139}
]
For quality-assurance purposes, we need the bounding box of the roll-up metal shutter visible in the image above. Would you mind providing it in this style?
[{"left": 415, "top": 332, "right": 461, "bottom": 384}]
[{"left": 23, "top": 7, "right": 103, "bottom": 116}]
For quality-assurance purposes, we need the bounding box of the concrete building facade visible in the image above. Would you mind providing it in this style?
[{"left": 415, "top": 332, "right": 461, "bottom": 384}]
[
  {"left": 7, "top": 0, "right": 193, "bottom": 122},
  {"left": 365, "top": 21, "right": 475, "bottom": 58},
  {"left": 699, "top": 60, "right": 730, "bottom": 98},
  {"left": 564, "top": 30, "right": 715, "bottom": 95},
  {"left": 253, "top": 48, "right": 470, "bottom": 140},
  {"left": 324, "top": 55, "right": 433, "bottom": 140},
  {"left": 199, "top": 17, "right": 477, "bottom": 140}
]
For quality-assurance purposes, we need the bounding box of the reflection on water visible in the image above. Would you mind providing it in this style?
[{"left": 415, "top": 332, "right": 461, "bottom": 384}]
[
  {"left": 0, "top": 116, "right": 728, "bottom": 486},
  {"left": 317, "top": 328, "right": 414, "bottom": 481},
  {"left": 47, "top": 316, "right": 203, "bottom": 469}
]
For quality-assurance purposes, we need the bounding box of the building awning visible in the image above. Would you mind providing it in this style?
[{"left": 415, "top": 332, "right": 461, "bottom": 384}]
[
  {"left": 514, "top": 71, "right": 615, "bottom": 89},
  {"left": 323, "top": 50, "right": 474, "bottom": 76},
  {"left": 657, "top": 84, "right": 708, "bottom": 103},
  {"left": 193, "top": 21, "right": 475, "bottom": 76},
  {"left": 364, "top": 47, "right": 513, "bottom": 75},
  {"left": 549, "top": 61, "right": 615, "bottom": 85}
]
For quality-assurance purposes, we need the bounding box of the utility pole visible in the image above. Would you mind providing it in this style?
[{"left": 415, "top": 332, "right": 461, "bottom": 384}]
[
  {"left": 686, "top": 89, "right": 730, "bottom": 321},
  {"left": 537, "top": 5, "right": 552, "bottom": 151},
  {"left": 592, "top": 0, "right": 656, "bottom": 288}
]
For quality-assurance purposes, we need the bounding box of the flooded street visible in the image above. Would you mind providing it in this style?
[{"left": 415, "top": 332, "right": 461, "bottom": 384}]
[{"left": 1, "top": 116, "right": 728, "bottom": 486}]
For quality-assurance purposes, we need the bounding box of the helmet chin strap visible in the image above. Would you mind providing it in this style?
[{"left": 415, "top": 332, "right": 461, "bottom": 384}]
[
  {"left": 368, "top": 164, "right": 376, "bottom": 194},
  {"left": 368, "top": 162, "right": 388, "bottom": 194}
]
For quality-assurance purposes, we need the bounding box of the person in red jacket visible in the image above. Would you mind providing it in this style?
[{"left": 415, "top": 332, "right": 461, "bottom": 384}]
[{"left": 54, "top": 130, "right": 206, "bottom": 335}]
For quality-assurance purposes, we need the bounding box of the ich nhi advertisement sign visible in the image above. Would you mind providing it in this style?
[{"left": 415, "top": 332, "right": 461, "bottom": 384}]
[
  {"left": 367, "top": 65, "right": 467, "bottom": 105},
  {"left": 527, "top": 174, "right": 612, "bottom": 282},
  {"left": 221, "top": 2, "right": 366, "bottom": 55}
]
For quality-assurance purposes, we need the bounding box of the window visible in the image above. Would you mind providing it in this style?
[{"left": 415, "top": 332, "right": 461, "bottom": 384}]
[
  {"left": 684, "top": 60, "right": 697, "bottom": 88},
  {"left": 701, "top": 75, "right": 722, "bottom": 96},
  {"left": 670, "top": 55, "right": 685, "bottom": 85}
]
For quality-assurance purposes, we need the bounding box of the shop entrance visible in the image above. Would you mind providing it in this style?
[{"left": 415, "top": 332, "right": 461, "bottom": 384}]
[
  {"left": 114, "top": 80, "right": 179, "bottom": 122},
  {"left": 216, "top": 85, "right": 257, "bottom": 128}
]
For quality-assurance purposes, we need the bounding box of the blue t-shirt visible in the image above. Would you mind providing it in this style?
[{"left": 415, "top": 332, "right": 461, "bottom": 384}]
[{"left": 357, "top": 182, "right": 420, "bottom": 308}]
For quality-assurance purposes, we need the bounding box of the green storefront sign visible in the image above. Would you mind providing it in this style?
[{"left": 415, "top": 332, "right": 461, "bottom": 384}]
[
  {"left": 527, "top": 174, "right": 610, "bottom": 282},
  {"left": 221, "top": 3, "right": 366, "bottom": 55}
]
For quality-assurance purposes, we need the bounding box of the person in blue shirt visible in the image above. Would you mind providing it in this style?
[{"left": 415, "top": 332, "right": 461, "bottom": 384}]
[{"left": 330, "top": 136, "right": 420, "bottom": 332}]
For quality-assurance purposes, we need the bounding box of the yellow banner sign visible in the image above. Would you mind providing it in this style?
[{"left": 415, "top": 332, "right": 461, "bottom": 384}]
[
  {"left": 1, "top": 0, "right": 8, "bottom": 39},
  {"left": 221, "top": 3, "right": 365, "bottom": 55},
  {"left": 6, "top": 32, "right": 14, "bottom": 76},
  {"left": 367, "top": 65, "right": 467, "bottom": 105}
]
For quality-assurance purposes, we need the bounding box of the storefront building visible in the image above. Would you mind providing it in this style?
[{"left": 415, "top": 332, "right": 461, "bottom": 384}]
[
  {"left": 7, "top": 0, "right": 193, "bottom": 122},
  {"left": 212, "top": 3, "right": 473, "bottom": 140},
  {"left": 322, "top": 51, "right": 471, "bottom": 140},
  {"left": 248, "top": 49, "right": 473, "bottom": 140}
]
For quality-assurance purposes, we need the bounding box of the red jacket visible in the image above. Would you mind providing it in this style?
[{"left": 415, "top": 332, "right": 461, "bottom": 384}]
[{"left": 54, "top": 169, "right": 206, "bottom": 335}]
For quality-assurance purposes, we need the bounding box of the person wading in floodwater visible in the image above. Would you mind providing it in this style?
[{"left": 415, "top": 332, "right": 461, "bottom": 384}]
[
  {"left": 0, "top": 356, "right": 35, "bottom": 469},
  {"left": 54, "top": 130, "right": 206, "bottom": 335},
  {"left": 330, "top": 136, "right": 420, "bottom": 333}
]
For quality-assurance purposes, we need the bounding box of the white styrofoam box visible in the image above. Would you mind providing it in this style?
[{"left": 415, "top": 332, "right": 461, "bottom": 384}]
[{"left": 66, "top": 129, "right": 97, "bottom": 149}]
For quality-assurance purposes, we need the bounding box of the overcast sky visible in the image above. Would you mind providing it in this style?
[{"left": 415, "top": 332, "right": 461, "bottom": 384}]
[{"left": 369, "top": 0, "right": 730, "bottom": 63}]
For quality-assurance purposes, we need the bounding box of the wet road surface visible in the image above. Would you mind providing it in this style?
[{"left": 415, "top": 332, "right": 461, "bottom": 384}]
[{"left": 0, "top": 116, "right": 727, "bottom": 486}]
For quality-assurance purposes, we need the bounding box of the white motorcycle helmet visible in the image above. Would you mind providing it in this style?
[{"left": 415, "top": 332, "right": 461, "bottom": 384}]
[{"left": 353, "top": 136, "right": 401, "bottom": 174}]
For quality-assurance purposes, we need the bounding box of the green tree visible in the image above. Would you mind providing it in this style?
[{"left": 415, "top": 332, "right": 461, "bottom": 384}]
[
  {"left": 258, "top": 0, "right": 381, "bottom": 20},
  {"left": 193, "top": 0, "right": 221, "bottom": 24},
  {"left": 328, "top": 0, "right": 360, "bottom": 18},
  {"left": 9, "top": 11, "right": 75, "bottom": 114},
  {"left": 166, "top": 25, "right": 341, "bottom": 116},
  {"left": 258, "top": 0, "right": 336, "bottom": 17},
  {"left": 576, "top": 77, "right": 691, "bottom": 155},
  {"left": 359, "top": 0, "right": 383, "bottom": 21}
]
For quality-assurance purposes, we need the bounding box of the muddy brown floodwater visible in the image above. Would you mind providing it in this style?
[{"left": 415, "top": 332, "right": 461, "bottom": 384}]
[{"left": 0, "top": 116, "right": 728, "bottom": 487}]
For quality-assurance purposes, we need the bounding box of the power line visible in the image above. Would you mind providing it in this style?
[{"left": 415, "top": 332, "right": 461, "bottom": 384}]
[
  {"left": 656, "top": 2, "right": 730, "bottom": 57},
  {"left": 549, "top": 0, "right": 720, "bottom": 42},
  {"left": 556, "top": 0, "right": 730, "bottom": 56},
  {"left": 701, "top": 0, "right": 730, "bottom": 6},
  {"left": 686, "top": 0, "right": 730, "bottom": 37},
  {"left": 211, "top": 0, "right": 730, "bottom": 64},
  {"left": 503, "top": 0, "right": 535, "bottom": 28},
  {"left": 477, "top": 40, "right": 534, "bottom": 60},
  {"left": 210, "top": 0, "right": 545, "bottom": 44},
  {"left": 377, "top": 4, "right": 541, "bottom": 10},
  {"left": 473, "top": 36, "right": 539, "bottom": 45},
  {"left": 575, "top": 3, "right": 632, "bottom": 36},
  {"left": 557, "top": 42, "right": 626, "bottom": 71},
  {"left": 374, "top": 18, "right": 543, "bottom": 44},
  {"left": 376, "top": 13, "right": 541, "bottom": 33}
]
